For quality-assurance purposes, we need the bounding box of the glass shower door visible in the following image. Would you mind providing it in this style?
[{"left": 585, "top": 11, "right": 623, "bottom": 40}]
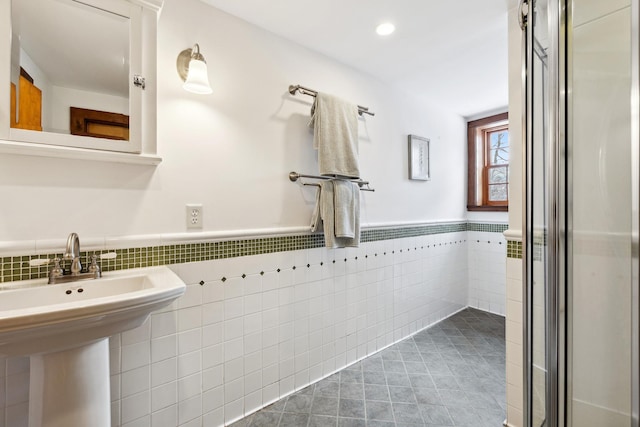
[{"left": 524, "top": 0, "right": 637, "bottom": 426}]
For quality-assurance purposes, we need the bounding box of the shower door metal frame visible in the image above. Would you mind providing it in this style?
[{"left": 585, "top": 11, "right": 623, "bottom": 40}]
[
  {"left": 524, "top": 0, "right": 567, "bottom": 425},
  {"left": 633, "top": 0, "right": 640, "bottom": 425}
]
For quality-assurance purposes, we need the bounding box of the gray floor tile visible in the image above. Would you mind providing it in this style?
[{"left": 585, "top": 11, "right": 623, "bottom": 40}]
[
  {"left": 392, "top": 402, "right": 424, "bottom": 424},
  {"left": 284, "top": 394, "right": 313, "bottom": 413},
  {"left": 381, "top": 349, "right": 402, "bottom": 360},
  {"left": 338, "top": 398, "right": 365, "bottom": 419},
  {"left": 408, "top": 373, "right": 436, "bottom": 389},
  {"left": 341, "top": 370, "right": 363, "bottom": 384},
  {"left": 367, "top": 421, "right": 396, "bottom": 427},
  {"left": 362, "top": 357, "right": 384, "bottom": 372},
  {"left": 431, "top": 375, "right": 460, "bottom": 390},
  {"left": 363, "top": 370, "right": 387, "bottom": 385},
  {"left": 366, "top": 400, "right": 395, "bottom": 421},
  {"left": 279, "top": 413, "right": 309, "bottom": 427},
  {"left": 413, "top": 388, "right": 442, "bottom": 406},
  {"left": 231, "top": 309, "right": 505, "bottom": 427},
  {"left": 385, "top": 371, "right": 411, "bottom": 387},
  {"left": 419, "top": 404, "right": 453, "bottom": 425},
  {"left": 263, "top": 399, "right": 287, "bottom": 412},
  {"left": 404, "top": 361, "right": 429, "bottom": 374},
  {"left": 437, "top": 389, "right": 468, "bottom": 407},
  {"left": 364, "top": 384, "right": 390, "bottom": 401},
  {"left": 340, "top": 383, "right": 364, "bottom": 400},
  {"left": 337, "top": 418, "right": 366, "bottom": 427},
  {"left": 389, "top": 386, "right": 416, "bottom": 403},
  {"left": 309, "top": 415, "right": 338, "bottom": 427},
  {"left": 401, "top": 351, "right": 423, "bottom": 362},
  {"left": 249, "top": 411, "right": 281, "bottom": 426},
  {"left": 316, "top": 380, "right": 340, "bottom": 397},
  {"left": 383, "top": 360, "right": 406, "bottom": 373},
  {"left": 446, "top": 406, "right": 476, "bottom": 425},
  {"left": 229, "top": 416, "right": 252, "bottom": 427},
  {"left": 311, "top": 396, "right": 339, "bottom": 416}
]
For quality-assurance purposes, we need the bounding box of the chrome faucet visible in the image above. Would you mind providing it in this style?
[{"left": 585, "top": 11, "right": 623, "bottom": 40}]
[
  {"left": 48, "top": 233, "right": 102, "bottom": 284},
  {"left": 64, "top": 232, "right": 82, "bottom": 274}
]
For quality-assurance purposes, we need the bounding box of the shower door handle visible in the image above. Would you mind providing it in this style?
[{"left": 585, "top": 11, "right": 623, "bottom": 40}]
[{"left": 518, "top": 0, "right": 529, "bottom": 30}]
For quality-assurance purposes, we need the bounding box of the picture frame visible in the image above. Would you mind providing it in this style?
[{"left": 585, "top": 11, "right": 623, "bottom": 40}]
[{"left": 408, "top": 134, "right": 430, "bottom": 180}]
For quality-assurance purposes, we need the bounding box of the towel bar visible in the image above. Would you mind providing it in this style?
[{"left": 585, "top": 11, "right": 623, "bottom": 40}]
[
  {"left": 289, "top": 171, "right": 375, "bottom": 192},
  {"left": 288, "top": 85, "right": 375, "bottom": 117}
]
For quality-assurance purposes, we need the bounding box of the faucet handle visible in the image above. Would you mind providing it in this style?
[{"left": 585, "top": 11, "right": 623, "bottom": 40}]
[
  {"left": 51, "top": 258, "right": 63, "bottom": 275},
  {"left": 88, "top": 254, "right": 102, "bottom": 276}
]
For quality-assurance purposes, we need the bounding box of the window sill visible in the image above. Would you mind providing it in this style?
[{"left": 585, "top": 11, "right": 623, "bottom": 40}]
[
  {"left": 0, "top": 139, "right": 162, "bottom": 165},
  {"left": 467, "top": 205, "right": 508, "bottom": 212}
]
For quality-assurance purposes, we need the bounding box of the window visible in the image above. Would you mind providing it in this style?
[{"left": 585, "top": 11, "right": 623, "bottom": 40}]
[{"left": 467, "top": 112, "right": 509, "bottom": 211}]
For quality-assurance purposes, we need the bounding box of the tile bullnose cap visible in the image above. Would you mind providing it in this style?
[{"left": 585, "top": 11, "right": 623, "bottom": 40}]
[{"left": 503, "top": 229, "right": 522, "bottom": 242}]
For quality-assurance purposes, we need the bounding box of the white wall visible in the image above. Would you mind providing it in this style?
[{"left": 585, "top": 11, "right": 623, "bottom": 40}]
[
  {"left": 0, "top": 0, "right": 467, "bottom": 245},
  {"left": 48, "top": 86, "right": 129, "bottom": 134}
]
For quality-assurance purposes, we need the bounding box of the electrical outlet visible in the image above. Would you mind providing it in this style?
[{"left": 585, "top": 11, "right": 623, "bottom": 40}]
[{"left": 186, "top": 204, "right": 203, "bottom": 229}]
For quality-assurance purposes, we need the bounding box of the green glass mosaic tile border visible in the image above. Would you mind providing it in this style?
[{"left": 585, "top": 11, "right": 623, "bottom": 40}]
[
  {"left": 507, "top": 240, "right": 523, "bottom": 259},
  {"left": 0, "top": 221, "right": 505, "bottom": 283},
  {"left": 467, "top": 223, "right": 508, "bottom": 233}
]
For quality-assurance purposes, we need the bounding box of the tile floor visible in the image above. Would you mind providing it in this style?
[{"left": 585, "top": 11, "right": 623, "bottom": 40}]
[{"left": 229, "top": 308, "right": 505, "bottom": 427}]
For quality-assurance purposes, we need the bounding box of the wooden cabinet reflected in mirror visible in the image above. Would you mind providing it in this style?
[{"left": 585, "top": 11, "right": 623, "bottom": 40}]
[
  {"left": 10, "top": 68, "right": 42, "bottom": 132},
  {"left": 70, "top": 107, "right": 129, "bottom": 141}
]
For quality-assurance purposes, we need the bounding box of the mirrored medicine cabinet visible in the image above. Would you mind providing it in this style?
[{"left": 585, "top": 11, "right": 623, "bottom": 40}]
[{"left": 0, "top": 0, "right": 162, "bottom": 163}]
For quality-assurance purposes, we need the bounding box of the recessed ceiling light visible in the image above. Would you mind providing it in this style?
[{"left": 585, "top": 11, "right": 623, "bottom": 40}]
[{"left": 376, "top": 22, "right": 395, "bottom": 36}]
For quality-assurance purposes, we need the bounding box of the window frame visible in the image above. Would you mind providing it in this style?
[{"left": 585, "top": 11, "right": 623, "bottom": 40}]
[
  {"left": 482, "top": 124, "right": 509, "bottom": 206},
  {"left": 467, "top": 112, "right": 509, "bottom": 212}
]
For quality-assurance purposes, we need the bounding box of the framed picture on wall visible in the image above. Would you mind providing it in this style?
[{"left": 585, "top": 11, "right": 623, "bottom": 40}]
[{"left": 408, "top": 134, "right": 430, "bottom": 180}]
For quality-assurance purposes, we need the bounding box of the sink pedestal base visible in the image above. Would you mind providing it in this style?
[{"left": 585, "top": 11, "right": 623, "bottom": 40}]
[{"left": 29, "top": 339, "right": 110, "bottom": 427}]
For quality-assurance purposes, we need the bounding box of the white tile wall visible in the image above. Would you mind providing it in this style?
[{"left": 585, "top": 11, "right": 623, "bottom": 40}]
[
  {"left": 0, "top": 229, "right": 510, "bottom": 427},
  {"left": 467, "top": 230, "right": 507, "bottom": 315},
  {"left": 505, "top": 255, "right": 523, "bottom": 427}
]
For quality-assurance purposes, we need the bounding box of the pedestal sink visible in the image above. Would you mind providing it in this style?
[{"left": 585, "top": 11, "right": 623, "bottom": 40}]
[{"left": 0, "top": 266, "right": 186, "bottom": 427}]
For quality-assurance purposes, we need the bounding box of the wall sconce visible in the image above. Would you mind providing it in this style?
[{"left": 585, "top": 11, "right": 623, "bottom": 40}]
[{"left": 176, "top": 43, "right": 213, "bottom": 94}]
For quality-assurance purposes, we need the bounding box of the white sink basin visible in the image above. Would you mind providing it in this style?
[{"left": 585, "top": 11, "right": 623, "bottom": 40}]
[
  {"left": 0, "top": 266, "right": 185, "bottom": 356},
  {"left": 0, "top": 266, "right": 186, "bottom": 427}
]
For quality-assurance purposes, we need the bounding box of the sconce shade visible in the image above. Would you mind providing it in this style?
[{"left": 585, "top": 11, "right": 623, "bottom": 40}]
[
  {"left": 183, "top": 58, "right": 212, "bottom": 94},
  {"left": 177, "top": 44, "right": 212, "bottom": 95}
]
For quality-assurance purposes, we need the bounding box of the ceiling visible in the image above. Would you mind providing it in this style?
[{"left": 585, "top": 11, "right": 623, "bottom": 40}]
[{"left": 199, "top": 0, "right": 511, "bottom": 118}]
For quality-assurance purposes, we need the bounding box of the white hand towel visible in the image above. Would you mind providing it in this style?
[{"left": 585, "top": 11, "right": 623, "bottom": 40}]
[{"left": 309, "top": 93, "right": 360, "bottom": 179}]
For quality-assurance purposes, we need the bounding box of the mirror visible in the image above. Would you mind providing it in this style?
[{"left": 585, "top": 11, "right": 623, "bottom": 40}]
[{"left": 2, "top": 0, "right": 153, "bottom": 154}]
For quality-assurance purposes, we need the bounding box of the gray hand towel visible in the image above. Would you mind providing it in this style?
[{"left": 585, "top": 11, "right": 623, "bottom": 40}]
[
  {"left": 309, "top": 93, "right": 360, "bottom": 179},
  {"left": 333, "top": 180, "right": 358, "bottom": 239},
  {"left": 317, "top": 180, "right": 360, "bottom": 248}
]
